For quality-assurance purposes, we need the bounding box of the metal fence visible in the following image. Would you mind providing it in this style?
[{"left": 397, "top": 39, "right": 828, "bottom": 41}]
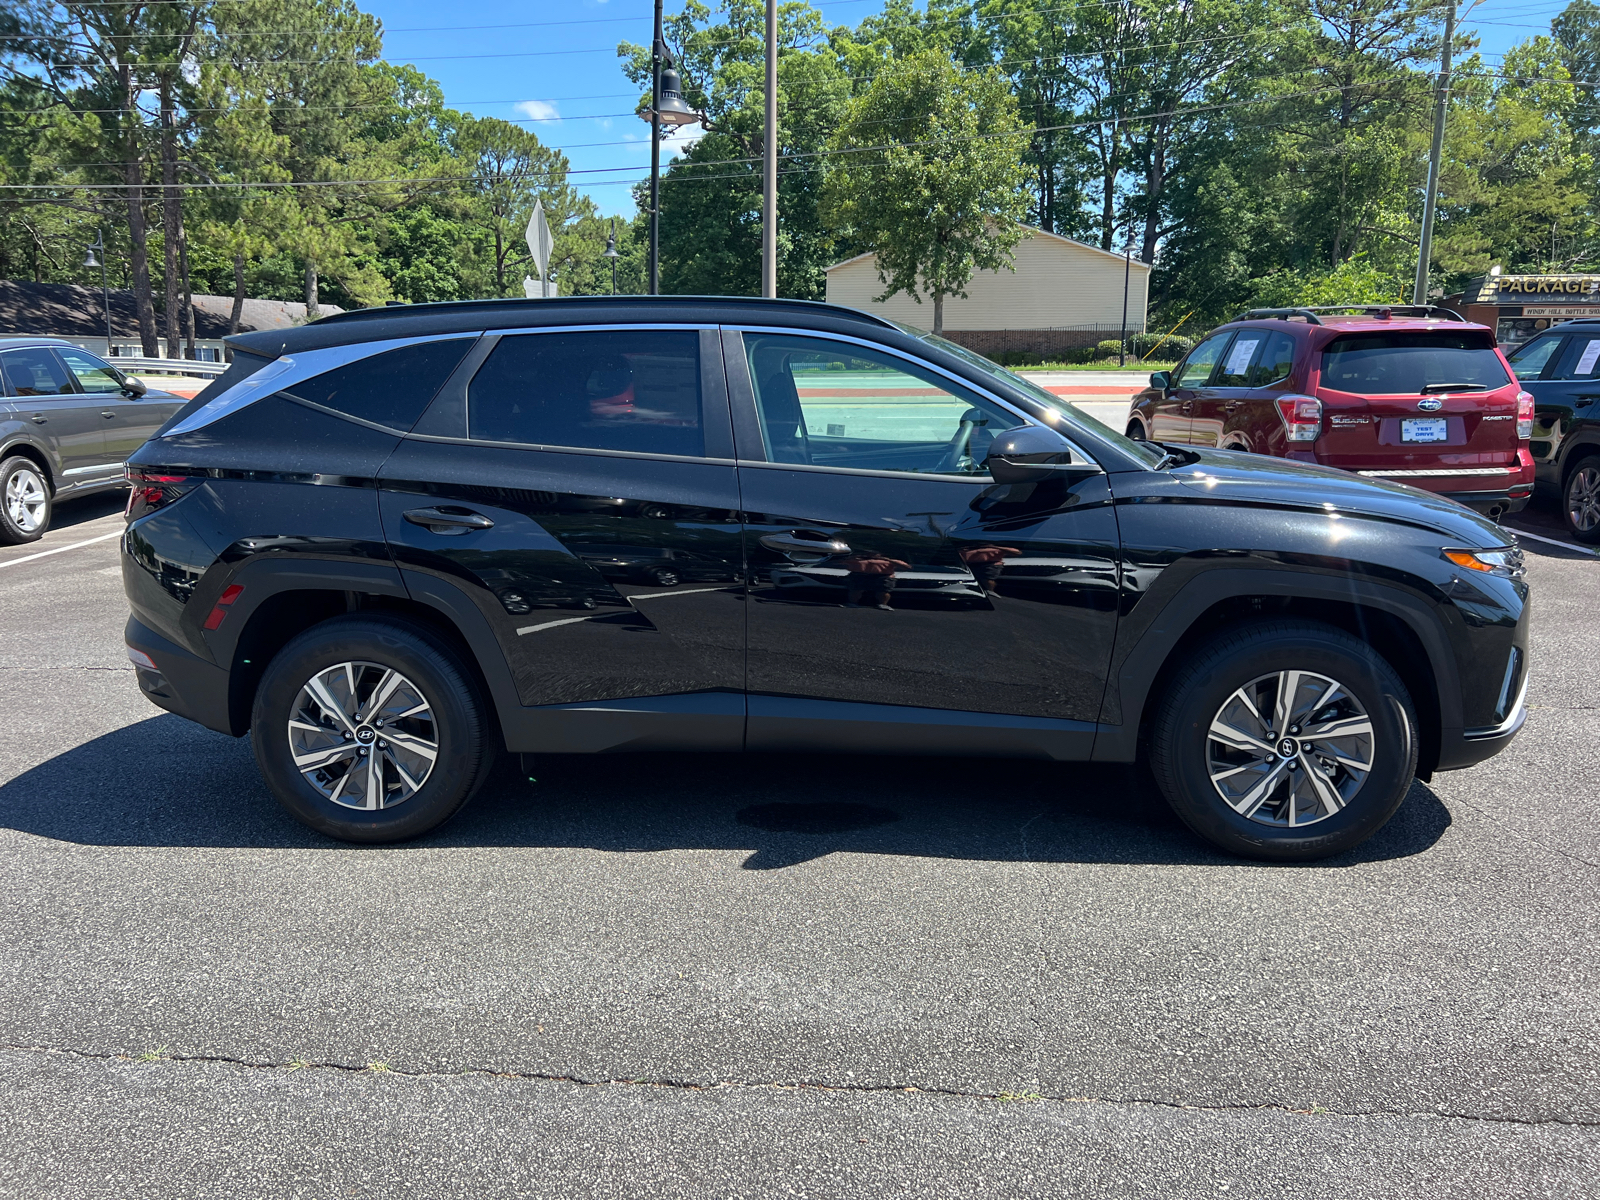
[{"left": 115, "top": 357, "right": 228, "bottom": 379}]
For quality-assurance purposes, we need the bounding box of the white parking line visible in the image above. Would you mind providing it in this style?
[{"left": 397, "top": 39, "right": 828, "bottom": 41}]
[
  {"left": 0, "top": 529, "right": 122, "bottom": 571},
  {"left": 1511, "top": 527, "right": 1599, "bottom": 557}
]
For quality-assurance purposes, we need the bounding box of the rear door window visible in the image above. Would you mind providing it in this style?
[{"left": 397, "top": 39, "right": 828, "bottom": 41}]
[
  {"left": 1175, "top": 333, "right": 1231, "bottom": 388},
  {"left": 284, "top": 338, "right": 473, "bottom": 430},
  {"left": 1215, "top": 330, "right": 1266, "bottom": 387},
  {"left": 1506, "top": 333, "right": 1565, "bottom": 381},
  {"left": 1552, "top": 332, "right": 1600, "bottom": 380},
  {"left": 1319, "top": 332, "right": 1511, "bottom": 394},
  {"left": 1, "top": 348, "right": 75, "bottom": 396},
  {"left": 469, "top": 330, "right": 704, "bottom": 457},
  {"left": 1248, "top": 332, "right": 1296, "bottom": 386}
]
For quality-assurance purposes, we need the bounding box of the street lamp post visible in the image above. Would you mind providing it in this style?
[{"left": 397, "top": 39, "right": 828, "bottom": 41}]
[
  {"left": 1119, "top": 243, "right": 1132, "bottom": 367},
  {"left": 603, "top": 218, "right": 620, "bottom": 295},
  {"left": 640, "top": 0, "right": 700, "bottom": 296},
  {"left": 84, "top": 230, "right": 112, "bottom": 354}
]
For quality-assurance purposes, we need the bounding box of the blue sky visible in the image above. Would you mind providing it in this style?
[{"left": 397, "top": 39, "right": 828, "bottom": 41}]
[{"left": 354, "top": 0, "right": 1581, "bottom": 221}]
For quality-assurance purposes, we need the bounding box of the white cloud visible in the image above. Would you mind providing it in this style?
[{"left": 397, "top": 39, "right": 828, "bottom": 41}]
[{"left": 514, "top": 100, "right": 560, "bottom": 123}]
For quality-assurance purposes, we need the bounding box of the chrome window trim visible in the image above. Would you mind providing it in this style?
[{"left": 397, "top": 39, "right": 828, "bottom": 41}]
[
  {"left": 733, "top": 458, "right": 1010, "bottom": 484},
  {"left": 162, "top": 333, "right": 480, "bottom": 438},
  {"left": 725, "top": 324, "right": 1103, "bottom": 475},
  {"left": 402, "top": 429, "right": 736, "bottom": 468}
]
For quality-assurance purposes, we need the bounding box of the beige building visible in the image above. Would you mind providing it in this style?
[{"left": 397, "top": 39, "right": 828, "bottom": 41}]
[{"left": 824, "top": 227, "right": 1152, "bottom": 358}]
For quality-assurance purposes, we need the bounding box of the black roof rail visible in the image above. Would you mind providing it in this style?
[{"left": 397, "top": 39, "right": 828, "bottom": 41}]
[
  {"left": 311, "top": 294, "right": 902, "bottom": 331},
  {"left": 1306, "top": 304, "right": 1467, "bottom": 322},
  {"left": 1231, "top": 307, "right": 1324, "bottom": 324}
]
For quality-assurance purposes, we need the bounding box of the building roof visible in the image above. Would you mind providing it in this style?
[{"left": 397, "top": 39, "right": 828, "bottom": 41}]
[
  {"left": 825, "top": 227, "right": 1155, "bottom": 274},
  {"left": 0, "top": 278, "right": 343, "bottom": 340}
]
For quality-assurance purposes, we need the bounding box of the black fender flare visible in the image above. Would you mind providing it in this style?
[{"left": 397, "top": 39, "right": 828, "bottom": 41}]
[{"left": 1091, "top": 567, "right": 1462, "bottom": 762}]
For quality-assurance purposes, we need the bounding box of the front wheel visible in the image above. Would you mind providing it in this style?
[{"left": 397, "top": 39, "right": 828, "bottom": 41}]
[
  {"left": 0, "top": 457, "right": 51, "bottom": 545},
  {"left": 250, "top": 616, "right": 496, "bottom": 843},
  {"left": 1149, "top": 621, "right": 1417, "bottom": 861},
  {"left": 1126, "top": 418, "right": 1148, "bottom": 441},
  {"left": 1564, "top": 459, "right": 1600, "bottom": 544}
]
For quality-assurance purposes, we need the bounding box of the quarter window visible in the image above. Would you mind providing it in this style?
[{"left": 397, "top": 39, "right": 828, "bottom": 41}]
[
  {"left": 283, "top": 339, "right": 473, "bottom": 430},
  {"left": 743, "top": 334, "right": 1018, "bottom": 476},
  {"left": 1248, "top": 332, "right": 1296, "bottom": 386},
  {"left": 469, "top": 330, "right": 703, "bottom": 457},
  {"left": 0, "top": 349, "right": 74, "bottom": 397},
  {"left": 1175, "top": 333, "right": 1231, "bottom": 388},
  {"left": 58, "top": 348, "right": 125, "bottom": 394}
]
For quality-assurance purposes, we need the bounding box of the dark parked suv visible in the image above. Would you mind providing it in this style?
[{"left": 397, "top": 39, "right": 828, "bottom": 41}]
[
  {"left": 1503, "top": 318, "right": 1600, "bottom": 542},
  {"left": 121, "top": 298, "right": 1529, "bottom": 860}
]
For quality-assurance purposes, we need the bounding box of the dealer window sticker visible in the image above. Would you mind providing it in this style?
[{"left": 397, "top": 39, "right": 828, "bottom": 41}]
[
  {"left": 1224, "top": 337, "right": 1260, "bottom": 378},
  {"left": 1575, "top": 339, "right": 1600, "bottom": 376}
]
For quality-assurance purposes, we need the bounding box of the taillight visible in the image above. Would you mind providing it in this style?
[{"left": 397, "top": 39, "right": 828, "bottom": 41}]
[
  {"left": 1516, "top": 391, "right": 1534, "bottom": 440},
  {"left": 124, "top": 468, "right": 194, "bottom": 520},
  {"left": 1275, "top": 395, "right": 1323, "bottom": 442},
  {"left": 202, "top": 583, "right": 245, "bottom": 631}
]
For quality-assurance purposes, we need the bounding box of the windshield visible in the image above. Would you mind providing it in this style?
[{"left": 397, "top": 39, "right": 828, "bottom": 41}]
[
  {"left": 892, "top": 322, "right": 1167, "bottom": 466},
  {"left": 1320, "top": 331, "right": 1511, "bottom": 395}
]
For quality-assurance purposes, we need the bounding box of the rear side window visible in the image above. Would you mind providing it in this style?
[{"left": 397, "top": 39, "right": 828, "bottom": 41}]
[
  {"left": 1249, "top": 332, "right": 1297, "bottom": 386},
  {"left": 1319, "top": 332, "right": 1511, "bottom": 395},
  {"left": 1506, "top": 333, "right": 1564, "bottom": 380},
  {"left": 468, "top": 330, "right": 703, "bottom": 457},
  {"left": 1176, "top": 333, "right": 1230, "bottom": 387},
  {"left": 1553, "top": 331, "right": 1600, "bottom": 380},
  {"left": 1215, "top": 330, "right": 1266, "bottom": 386},
  {"left": 282, "top": 339, "right": 473, "bottom": 430},
  {"left": 1, "top": 348, "right": 74, "bottom": 396}
]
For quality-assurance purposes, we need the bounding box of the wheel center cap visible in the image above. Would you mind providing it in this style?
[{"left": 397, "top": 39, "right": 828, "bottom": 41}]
[
  {"left": 1277, "top": 737, "right": 1300, "bottom": 759},
  {"left": 355, "top": 726, "right": 376, "bottom": 744}
]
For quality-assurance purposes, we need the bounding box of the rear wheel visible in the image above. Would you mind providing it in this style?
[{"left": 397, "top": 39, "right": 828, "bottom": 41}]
[
  {"left": 1126, "top": 418, "right": 1148, "bottom": 441},
  {"left": 651, "top": 568, "right": 681, "bottom": 587},
  {"left": 251, "top": 616, "right": 496, "bottom": 842},
  {"left": 0, "top": 456, "right": 51, "bottom": 545},
  {"left": 1149, "top": 621, "right": 1417, "bottom": 861},
  {"left": 1564, "top": 459, "right": 1600, "bottom": 544}
]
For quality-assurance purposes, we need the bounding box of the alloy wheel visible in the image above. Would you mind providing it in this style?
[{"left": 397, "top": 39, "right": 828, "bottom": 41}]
[
  {"left": 287, "top": 661, "right": 438, "bottom": 810},
  {"left": 1568, "top": 464, "right": 1600, "bottom": 535},
  {"left": 1206, "top": 669, "right": 1375, "bottom": 828},
  {"left": 5, "top": 467, "right": 47, "bottom": 533}
]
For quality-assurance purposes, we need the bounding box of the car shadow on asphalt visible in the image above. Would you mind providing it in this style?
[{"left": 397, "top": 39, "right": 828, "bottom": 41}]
[{"left": 0, "top": 714, "right": 1453, "bottom": 868}]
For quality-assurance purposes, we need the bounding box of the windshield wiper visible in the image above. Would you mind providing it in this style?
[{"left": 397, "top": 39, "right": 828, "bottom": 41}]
[
  {"left": 1142, "top": 441, "right": 1199, "bottom": 470},
  {"left": 1420, "top": 382, "right": 1489, "bottom": 393}
]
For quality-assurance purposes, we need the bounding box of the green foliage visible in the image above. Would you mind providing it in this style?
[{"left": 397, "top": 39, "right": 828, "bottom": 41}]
[
  {"left": 1252, "top": 254, "right": 1408, "bottom": 308},
  {"left": 821, "top": 50, "right": 1031, "bottom": 332}
]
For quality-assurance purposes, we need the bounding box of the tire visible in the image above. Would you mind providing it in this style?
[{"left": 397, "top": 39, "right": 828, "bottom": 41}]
[
  {"left": 1149, "top": 620, "right": 1417, "bottom": 861},
  {"left": 651, "top": 569, "right": 681, "bottom": 587},
  {"left": 1126, "top": 418, "right": 1148, "bottom": 441},
  {"left": 250, "top": 616, "right": 496, "bottom": 843},
  {"left": 1564, "top": 457, "right": 1600, "bottom": 544},
  {"left": 0, "top": 456, "right": 51, "bottom": 545}
]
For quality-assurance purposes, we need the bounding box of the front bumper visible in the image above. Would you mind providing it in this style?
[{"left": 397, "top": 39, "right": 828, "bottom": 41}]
[{"left": 125, "top": 615, "right": 238, "bottom": 736}]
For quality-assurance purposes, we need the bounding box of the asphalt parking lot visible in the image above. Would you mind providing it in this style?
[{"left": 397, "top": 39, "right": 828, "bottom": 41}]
[{"left": 1, "top": 485, "right": 1596, "bottom": 1199}]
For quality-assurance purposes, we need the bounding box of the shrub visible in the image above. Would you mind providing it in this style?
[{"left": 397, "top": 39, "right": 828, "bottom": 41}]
[
  {"left": 1095, "top": 338, "right": 1126, "bottom": 358},
  {"left": 1131, "top": 332, "right": 1193, "bottom": 360}
]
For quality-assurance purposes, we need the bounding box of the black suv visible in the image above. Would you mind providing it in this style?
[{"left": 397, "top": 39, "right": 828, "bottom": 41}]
[
  {"left": 121, "top": 297, "right": 1529, "bottom": 860},
  {"left": 1504, "top": 319, "right": 1600, "bottom": 542}
]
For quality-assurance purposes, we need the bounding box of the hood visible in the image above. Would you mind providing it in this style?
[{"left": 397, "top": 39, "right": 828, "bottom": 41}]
[{"left": 1163, "top": 447, "right": 1511, "bottom": 547}]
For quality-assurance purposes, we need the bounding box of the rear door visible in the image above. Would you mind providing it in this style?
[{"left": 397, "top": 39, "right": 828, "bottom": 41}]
[
  {"left": 0, "top": 346, "right": 110, "bottom": 479},
  {"left": 1312, "top": 329, "right": 1521, "bottom": 487},
  {"left": 1191, "top": 328, "right": 1267, "bottom": 448},
  {"left": 1239, "top": 331, "right": 1299, "bottom": 453},
  {"left": 1508, "top": 328, "right": 1600, "bottom": 488},
  {"left": 1158, "top": 332, "right": 1231, "bottom": 442},
  {"left": 378, "top": 325, "right": 747, "bottom": 747}
]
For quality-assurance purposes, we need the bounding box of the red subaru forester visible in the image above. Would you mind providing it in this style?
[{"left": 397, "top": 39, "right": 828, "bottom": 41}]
[{"left": 1126, "top": 306, "right": 1535, "bottom": 517}]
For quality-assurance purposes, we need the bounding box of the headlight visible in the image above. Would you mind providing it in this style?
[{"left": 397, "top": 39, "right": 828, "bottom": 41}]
[{"left": 1443, "top": 546, "right": 1525, "bottom": 578}]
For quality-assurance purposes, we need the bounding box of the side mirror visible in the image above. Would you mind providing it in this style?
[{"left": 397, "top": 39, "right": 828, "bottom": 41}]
[
  {"left": 985, "top": 424, "right": 1098, "bottom": 484},
  {"left": 1149, "top": 370, "right": 1173, "bottom": 392},
  {"left": 119, "top": 372, "right": 147, "bottom": 398}
]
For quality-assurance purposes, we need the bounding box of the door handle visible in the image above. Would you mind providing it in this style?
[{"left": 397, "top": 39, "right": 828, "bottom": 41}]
[
  {"left": 759, "top": 530, "right": 851, "bottom": 559},
  {"left": 29, "top": 414, "right": 45, "bottom": 424},
  {"left": 102, "top": 411, "right": 117, "bottom": 419},
  {"left": 1179, "top": 401, "right": 1193, "bottom": 415},
  {"left": 402, "top": 506, "right": 495, "bottom": 536},
  {"left": 1225, "top": 401, "right": 1243, "bottom": 412}
]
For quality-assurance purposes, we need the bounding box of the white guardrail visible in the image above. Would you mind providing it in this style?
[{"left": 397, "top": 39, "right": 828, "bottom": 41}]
[{"left": 113, "top": 356, "right": 229, "bottom": 379}]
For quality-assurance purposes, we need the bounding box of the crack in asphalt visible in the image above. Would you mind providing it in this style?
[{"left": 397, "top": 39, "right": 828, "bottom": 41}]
[{"left": 4, "top": 1043, "right": 1594, "bottom": 1128}]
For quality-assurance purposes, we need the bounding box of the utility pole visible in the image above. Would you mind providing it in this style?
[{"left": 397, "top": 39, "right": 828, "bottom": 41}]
[
  {"left": 1119, "top": 244, "right": 1131, "bottom": 367},
  {"left": 1413, "top": 0, "right": 1457, "bottom": 306},
  {"left": 761, "top": 0, "right": 778, "bottom": 298}
]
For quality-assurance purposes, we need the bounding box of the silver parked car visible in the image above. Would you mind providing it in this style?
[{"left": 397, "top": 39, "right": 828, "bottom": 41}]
[{"left": 0, "top": 337, "right": 186, "bottom": 543}]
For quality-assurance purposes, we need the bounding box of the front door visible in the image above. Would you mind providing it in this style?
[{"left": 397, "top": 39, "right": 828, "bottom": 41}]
[
  {"left": 1191, "top": 330, "right": 1263, "bottom": 448},
  {"left": 379, "top": 326, "right": 747, "bottom": 749},
  {"left": 729, "top": 330, "right": 1120, "bottom": 748},
  {"left": 56, "top": 347, "right": 165, "bottom": 463},
  {"left": 0, "top": 347, "right": 110, "bottom": 478},
  {"left": 1157, "top": 330, "right": 1232, "bottom": 443}
]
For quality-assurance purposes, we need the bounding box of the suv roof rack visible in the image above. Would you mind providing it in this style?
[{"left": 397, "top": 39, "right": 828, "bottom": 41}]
[
  {"left": 1231, "top": 304, "right": 1468, "bottom": 324},
  {"left": 313, "top": 294, "right": 902, "bottom": 331}
]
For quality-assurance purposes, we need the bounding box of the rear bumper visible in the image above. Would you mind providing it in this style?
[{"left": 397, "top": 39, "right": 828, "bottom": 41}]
[
  {"left": 124, "top": 615, "right": 238, "bottom": 736},
  {"left": 1350, "top": 461, "right": 1535, "bottom": 515}
]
